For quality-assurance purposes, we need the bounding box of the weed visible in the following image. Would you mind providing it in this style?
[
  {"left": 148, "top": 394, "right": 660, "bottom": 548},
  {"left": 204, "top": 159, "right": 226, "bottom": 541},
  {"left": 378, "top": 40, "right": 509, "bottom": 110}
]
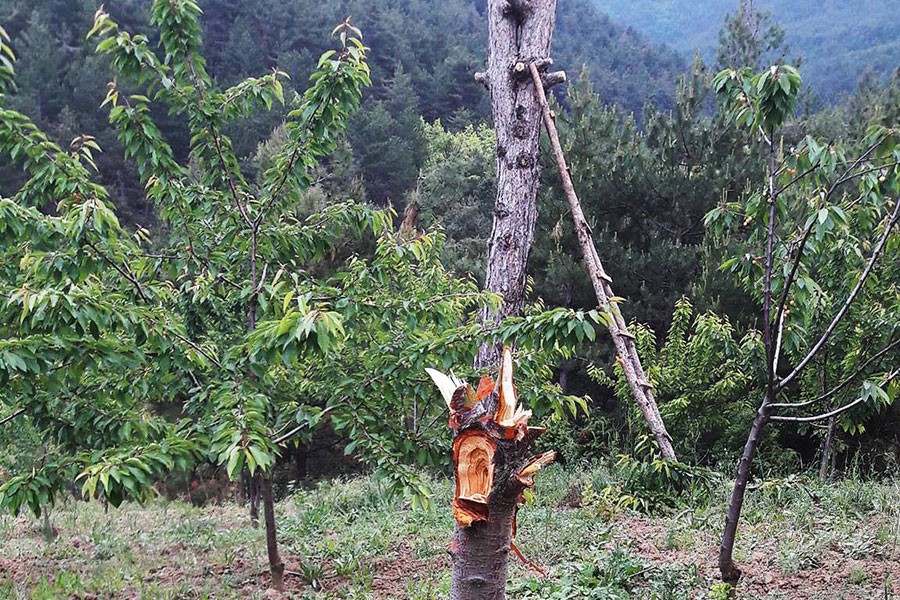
[
  {"left": 407, "top": 577, "right": 443, "bottom": 599},
  {"left": 333, "top": 552, "right": 362, "bottom": 577},
  {"left": 708, "top": 582, "right": 734, "bottom": 600},
  {"left": 298, "top": 558, "right": 325, "bottom": 590},
  {"left": 849, "top": 567, "right": 868, "bottom": 585}
]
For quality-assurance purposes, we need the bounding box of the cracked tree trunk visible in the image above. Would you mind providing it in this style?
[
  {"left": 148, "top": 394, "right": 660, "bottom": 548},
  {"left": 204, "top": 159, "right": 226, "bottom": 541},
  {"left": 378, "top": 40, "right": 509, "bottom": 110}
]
[
  {"left": 475, "top": 0, "right": 558, "bottom": 370},
  {"left": 429, "top": 348, "right": 556, "bottom": 600},
  {"left": 527, "top": 63, "right": 676, "bottom": 460}
]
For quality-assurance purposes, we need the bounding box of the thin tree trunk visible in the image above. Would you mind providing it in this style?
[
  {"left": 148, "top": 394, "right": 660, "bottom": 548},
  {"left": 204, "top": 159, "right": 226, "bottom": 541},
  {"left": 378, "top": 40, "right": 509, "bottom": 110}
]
[
  {"left": 719, "top": 135, "right": 778, "bottom": 585},
  {"left": 249, "top": 471, "right": 260, "bottom": 525},
  {"left": 246, "top": 220, "right": 282, "bottom": 588},
  {"left": 819, "top": 416, "right": 836, "bottom": 481},
  {"left": 527, "top": 63, "right": 676, "bottom": 460},
  {"left": 261, "top": 475, "right": 285, "bottom": 591},
  {"left": 558, "top": 368, "right": 568, "bottom": 395},
  {"left": 817, "top": 356, "right": 834, "bottom": 482},
  {"left": 719, "top": 394, "right": 770, "bottom": 583},
  {"left": 294, "top": 443, "right": 308, "bottom": 484},
  {"left": 474, "top": 0, "right": 558, "bottom": 370},
  {"left": 237, "top": 470, "right": 246, "bottom": 506},
  {"left": 41, "top": 506, "right": 55, "bottom": 541}
]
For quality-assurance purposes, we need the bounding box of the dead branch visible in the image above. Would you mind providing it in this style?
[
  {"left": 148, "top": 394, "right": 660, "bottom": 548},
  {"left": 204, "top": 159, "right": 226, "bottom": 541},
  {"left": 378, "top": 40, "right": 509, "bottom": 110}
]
[{"left": 527, "top": 60, "right": 676, "bottom": 460}]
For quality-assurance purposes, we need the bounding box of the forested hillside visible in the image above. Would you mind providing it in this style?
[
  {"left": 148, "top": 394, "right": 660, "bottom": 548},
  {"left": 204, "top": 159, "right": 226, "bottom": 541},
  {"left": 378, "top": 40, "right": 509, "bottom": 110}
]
[
  {"left": 0, "top": 0, "right": 683, "bottom": 219},
  {"left": 591, "top": 0, "right": 900, "bottom": 101}
]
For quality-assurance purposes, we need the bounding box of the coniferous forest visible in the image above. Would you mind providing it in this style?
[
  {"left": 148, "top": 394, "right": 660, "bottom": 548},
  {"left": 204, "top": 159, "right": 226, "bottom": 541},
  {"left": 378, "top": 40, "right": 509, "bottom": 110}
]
[{"left": 0, "top": 0, "right": 898, "bottom": 598}]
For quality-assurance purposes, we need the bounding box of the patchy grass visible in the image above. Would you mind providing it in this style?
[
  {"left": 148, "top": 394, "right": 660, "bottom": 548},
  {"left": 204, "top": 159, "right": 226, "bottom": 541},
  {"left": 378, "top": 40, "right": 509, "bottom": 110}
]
[{"left": 0, "top": 468, "right": 898, "bottom": 599}]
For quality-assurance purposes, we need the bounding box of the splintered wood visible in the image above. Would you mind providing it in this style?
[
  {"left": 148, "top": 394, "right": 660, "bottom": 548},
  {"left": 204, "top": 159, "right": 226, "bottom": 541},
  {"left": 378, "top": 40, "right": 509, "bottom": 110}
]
[
  {"left": 452, "top": 431, "right": 495, "bottom": 526},
  {"left": 427, "top": 347, "right": 556, "bottom": 528}
]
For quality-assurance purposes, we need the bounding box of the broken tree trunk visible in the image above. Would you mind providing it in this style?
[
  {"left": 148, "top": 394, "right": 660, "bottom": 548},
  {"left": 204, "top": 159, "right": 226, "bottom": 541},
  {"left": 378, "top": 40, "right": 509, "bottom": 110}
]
[
  {"left": 475, "top": 0, "right": 559, "bottom": 369},
  {"left": 428, "top": 347, "right": 556, "bottom": 600},
  {"left": 527, "top": 62, "right": 677, "bottom": 460}
]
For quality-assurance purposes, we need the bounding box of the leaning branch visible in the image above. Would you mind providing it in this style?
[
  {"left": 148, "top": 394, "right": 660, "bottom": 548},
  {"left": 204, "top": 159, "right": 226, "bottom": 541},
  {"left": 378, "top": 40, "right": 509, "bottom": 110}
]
[
  {"left": 528, "top": 62, "right": 676, "bottom": 460},
  {"left": 272, "top": 406, "right": 336, "bottom": 446},
  {"left": 771, "top": 140, "right": 892, "bottom": 345},
  {"left": 771, "top": 335, "right": 900, "bottom": 410}
]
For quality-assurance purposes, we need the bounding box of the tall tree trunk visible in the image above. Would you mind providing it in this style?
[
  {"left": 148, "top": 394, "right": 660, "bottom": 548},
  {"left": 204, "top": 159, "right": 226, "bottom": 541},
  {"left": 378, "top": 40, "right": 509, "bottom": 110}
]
[
  {"left": 528, "top": 63, "right": 676, "bottom": 460},
  {"left": 474, "top": 0, "right": 558, "bottom": 370},
  {"left": 458, "top": 2, "right": 559, "bottom": 595},
  {"left": 261, "top": 475, "right": 285, "bottom": 591}
]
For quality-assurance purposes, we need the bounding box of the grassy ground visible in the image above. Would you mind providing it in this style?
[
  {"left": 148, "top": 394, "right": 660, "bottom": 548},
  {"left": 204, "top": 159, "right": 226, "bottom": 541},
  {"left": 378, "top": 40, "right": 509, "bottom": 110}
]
[{"left": 0, "top": 467, "right": 898, "bottom": 599}]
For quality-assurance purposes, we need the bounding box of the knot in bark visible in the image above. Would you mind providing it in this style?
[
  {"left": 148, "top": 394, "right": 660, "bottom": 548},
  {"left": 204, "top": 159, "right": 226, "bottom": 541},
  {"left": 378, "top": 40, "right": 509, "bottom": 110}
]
[
  {"left": 501, "top": 0, "right": 530, "bottom": 21},
  {"left": 516, "top": 153, "right": 534, "bottom": 169}
]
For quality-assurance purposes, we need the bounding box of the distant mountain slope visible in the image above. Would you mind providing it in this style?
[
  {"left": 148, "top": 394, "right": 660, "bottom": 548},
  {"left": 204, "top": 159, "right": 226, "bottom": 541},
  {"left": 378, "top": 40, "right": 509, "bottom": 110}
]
[
  {"left": 0, "top": 0, "right": 687, "bottom": 215},
  {"left": 590, "top": 0, "right": 900, "bottom": 100}
]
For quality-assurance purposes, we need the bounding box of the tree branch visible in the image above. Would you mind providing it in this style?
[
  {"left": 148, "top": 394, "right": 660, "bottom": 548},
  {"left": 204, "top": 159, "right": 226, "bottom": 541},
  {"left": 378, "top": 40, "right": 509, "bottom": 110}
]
[
  {"left": 85, "top": 239, "right": 149, "bottom": 303},
  {"left": 0, "top": 408, "right": 25, "bottom": 426},
  {"left": 770, "top": 136, "right": 889, "bottom": 337},
  {"left": 763, "top": 136, "right": 778, "bottom": 390},
  {"left": 771, "top": 335, "right": 900, "bottom": 410},
  {"left": 771, "top": 368, "right": 899, "bottom": 422},
  {"left": 273, "top": 406, "right": 336, "bottom": 446},
  {"left": 777, "top": 200, "right": 900, "bottom": 391}
]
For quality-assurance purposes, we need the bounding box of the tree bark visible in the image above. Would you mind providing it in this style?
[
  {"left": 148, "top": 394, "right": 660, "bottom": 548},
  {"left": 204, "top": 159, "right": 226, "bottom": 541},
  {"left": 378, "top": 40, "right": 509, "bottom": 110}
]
[
  {"left": 261, "top": 474, "right": 285, "bottom": 591},
  {"left": 527, "top": 63, "right": 676, "bottom": 460},
  {"left": 450, "top": 496, "right": 517, "bottom": 599},
  {"left": 719, "top": 394, "right": 770, "bottom": 584},
  {"left": 819, "top": 416, "right": 836, "bottom": 481},
  {"left": 475, "top": 0, "right": 558, "bottom": 370},
  {"left": 430, "top": 348, "right": 555, "bottom": 600}
]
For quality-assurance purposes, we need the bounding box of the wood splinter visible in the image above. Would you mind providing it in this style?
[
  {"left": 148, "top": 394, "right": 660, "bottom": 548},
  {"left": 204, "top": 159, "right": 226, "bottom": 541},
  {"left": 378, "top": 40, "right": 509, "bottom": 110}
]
[{"left": 427, "top": 347, "right": 557, "bottom": 592}]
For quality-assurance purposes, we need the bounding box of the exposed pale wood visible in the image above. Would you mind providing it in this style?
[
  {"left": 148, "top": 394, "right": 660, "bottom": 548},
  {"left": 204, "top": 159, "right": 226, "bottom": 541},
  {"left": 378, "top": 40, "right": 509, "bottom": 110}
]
[
  {"left": 435, "top": 347, "right": 556, "bottom": 600},
  {"left": 452, "top": 431, "right": 496, "bottom": 527}
]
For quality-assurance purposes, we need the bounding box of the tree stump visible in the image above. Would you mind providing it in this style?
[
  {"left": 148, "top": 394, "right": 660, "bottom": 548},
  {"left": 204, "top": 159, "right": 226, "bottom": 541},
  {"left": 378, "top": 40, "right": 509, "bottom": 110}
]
[{"left": 428, "top": 347, "right": 555, "bottom": 599}]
